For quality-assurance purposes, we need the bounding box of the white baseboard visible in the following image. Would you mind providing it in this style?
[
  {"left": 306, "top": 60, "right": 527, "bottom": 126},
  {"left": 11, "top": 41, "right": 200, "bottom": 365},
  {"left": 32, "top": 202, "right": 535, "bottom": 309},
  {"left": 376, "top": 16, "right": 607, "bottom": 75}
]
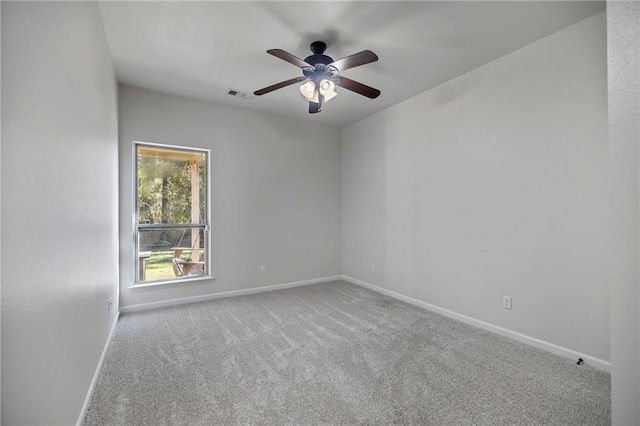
[
  {"left": 342, "top": 275, "right": 611, "bottom": 373},
  {"left": 120, "top": 275, "right": 343, "bottom": 314},
  {"left": 76, "top": 312, "right": 120, "bottom": 425}
]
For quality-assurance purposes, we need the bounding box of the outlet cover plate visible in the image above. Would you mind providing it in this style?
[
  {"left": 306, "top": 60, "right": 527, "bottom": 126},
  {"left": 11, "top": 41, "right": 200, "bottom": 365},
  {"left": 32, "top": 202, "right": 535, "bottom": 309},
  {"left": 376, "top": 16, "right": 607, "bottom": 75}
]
[{"left": 502, "top": 296, "right": 512, "bottom": 310}]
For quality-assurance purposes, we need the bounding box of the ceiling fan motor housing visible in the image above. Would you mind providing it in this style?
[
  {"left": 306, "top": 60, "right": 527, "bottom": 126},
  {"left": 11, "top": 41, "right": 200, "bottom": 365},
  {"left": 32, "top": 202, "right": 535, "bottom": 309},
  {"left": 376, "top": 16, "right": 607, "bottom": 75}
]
[
  {"left": 304, "top": 54, "right": 334, "bottom": 65},
  {"left": 304, "top": 41, "right": 334, "bottom": 68}
]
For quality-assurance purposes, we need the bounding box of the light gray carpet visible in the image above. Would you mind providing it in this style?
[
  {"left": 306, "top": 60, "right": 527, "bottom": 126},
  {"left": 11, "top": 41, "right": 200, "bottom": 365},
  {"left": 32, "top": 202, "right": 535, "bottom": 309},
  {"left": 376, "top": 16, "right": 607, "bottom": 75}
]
[{"left": 84, "top": 280, "right": 610, "bottom": 425}]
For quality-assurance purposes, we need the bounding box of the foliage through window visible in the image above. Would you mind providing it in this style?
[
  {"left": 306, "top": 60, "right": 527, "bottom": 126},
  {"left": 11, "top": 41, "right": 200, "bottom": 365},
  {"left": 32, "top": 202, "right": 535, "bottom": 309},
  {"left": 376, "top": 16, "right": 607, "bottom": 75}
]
[{"left": 135, "top": 143, "right": 210, "bottom": 284}]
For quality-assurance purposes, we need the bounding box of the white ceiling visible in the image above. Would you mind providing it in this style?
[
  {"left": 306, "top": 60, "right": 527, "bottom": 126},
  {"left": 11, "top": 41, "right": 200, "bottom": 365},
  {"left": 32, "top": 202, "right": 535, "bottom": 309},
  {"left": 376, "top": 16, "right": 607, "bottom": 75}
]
[{"left": 98, "top": 1, "right": 605, "bottom": 128}]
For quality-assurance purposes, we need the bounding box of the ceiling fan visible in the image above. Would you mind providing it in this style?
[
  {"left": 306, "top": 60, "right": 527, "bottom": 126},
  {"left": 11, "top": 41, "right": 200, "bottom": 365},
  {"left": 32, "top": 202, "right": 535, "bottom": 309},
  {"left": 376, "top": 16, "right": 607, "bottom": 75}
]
[{"left": 254, "top": 41, "right": 381, "bottom": 114}]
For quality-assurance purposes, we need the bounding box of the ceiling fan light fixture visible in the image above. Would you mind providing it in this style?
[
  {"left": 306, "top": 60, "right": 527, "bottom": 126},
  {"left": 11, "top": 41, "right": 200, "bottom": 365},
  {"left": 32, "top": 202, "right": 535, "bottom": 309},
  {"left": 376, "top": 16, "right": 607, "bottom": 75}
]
[
  {"left": 299, "top": 80, "right": 318, "bottom": 103},
  {"left": 319, "top": 79, "right": 337, "bottom": 102}
]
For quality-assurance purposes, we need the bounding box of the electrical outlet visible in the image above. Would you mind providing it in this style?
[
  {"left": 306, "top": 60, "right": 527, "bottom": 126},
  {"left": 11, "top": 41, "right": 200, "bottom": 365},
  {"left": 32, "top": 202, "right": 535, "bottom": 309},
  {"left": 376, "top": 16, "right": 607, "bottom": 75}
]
[
  {"left": 371, "top": 263, "right": 376, "bottom": 273},
  {"left": 502, "top": 296, "right": 512, "bottom": 310},
  {"left": 108, "top": 297, "right": 113, "bottom": 314},
  {"left": 261, "top": 264, "right": 267, "bottom": 274}
]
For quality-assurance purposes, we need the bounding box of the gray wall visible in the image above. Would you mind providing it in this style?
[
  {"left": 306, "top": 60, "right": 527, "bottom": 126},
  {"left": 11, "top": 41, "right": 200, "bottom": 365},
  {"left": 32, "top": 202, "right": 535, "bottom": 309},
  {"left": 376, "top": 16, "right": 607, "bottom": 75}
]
[
  {"left": 608, "top": 1, "right": 640, "bottom": 423},
  {"left": 342, "top": 13, "right": 609, "bottom": 363},
  {"left": 118, "top": 86, "right": 342, "bottom": 310},
  {"left": 1, "top": 2, "right": 119, "bottom": 424}
]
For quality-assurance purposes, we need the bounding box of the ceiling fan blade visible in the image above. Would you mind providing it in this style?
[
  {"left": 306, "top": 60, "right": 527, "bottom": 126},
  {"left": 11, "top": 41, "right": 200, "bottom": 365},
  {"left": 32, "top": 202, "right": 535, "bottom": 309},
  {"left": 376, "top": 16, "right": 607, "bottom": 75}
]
[
  {"left": 254, "top": 76, "right": 306, "bottom": 96},
  {"left": 309, "top": 102, "right": 320, "bottom": 114},
  {"left": 328, "top": 50, "right": 378, "bottom": 72},
  {"left": 267, "top": 49, "right": 313, "bottom": 69},
  {"left": 335, "top": 76, "right": 381, "bottom": 99}
]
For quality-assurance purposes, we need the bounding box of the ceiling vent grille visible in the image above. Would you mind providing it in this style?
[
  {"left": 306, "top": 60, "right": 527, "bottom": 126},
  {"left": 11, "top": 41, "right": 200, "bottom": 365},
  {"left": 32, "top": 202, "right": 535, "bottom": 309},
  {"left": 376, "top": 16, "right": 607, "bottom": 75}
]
[{"left": 227, "top": 89, "right": 253, "bottom": 100}]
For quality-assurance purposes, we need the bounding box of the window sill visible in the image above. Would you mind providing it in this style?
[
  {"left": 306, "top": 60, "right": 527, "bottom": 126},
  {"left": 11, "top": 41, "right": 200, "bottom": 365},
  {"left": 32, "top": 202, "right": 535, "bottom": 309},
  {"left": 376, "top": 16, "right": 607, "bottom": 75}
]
[{"left": 128, "top": 275, "right": 215, "bottom": 289}]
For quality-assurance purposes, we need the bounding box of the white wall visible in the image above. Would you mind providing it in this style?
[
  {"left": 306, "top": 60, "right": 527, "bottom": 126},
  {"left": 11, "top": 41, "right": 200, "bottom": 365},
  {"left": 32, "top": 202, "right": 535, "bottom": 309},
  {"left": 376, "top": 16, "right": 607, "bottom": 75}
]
[
  {"left": 342, "top": 13, "right": 608, "bottom": 363},
  {"left": 118, "top": 86, "right": 341, "bottom": 309},
  {"left": 1, "top": 2, "right": 119, "bottom": 424},
  {"left": 0, "top": 2, "right": 2, "bottom": 414},
  {"left": 608, "top": 1, "right": 640, "bottom": 423},
  {"left": 0, "top": 1, "right": 3, "bottom": 417}
]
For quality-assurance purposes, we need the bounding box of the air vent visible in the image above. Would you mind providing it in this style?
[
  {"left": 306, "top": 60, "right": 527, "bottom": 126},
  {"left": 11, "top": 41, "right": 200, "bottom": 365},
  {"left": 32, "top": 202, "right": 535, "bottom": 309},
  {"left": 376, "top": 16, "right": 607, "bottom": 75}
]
[{"left": 227, "top": 88, "right": 253, "bottom": 100}]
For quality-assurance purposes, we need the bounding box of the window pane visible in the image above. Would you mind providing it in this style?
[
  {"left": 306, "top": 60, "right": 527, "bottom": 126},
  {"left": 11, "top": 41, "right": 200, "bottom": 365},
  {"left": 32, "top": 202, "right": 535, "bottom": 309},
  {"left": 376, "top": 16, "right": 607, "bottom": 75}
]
[
  {"left": 135, "top": 143, "right": 209, "bottom": 285},
  {"left": 137, "top": 146, "right": 207, "bottom": 225},
  {"left": 138, "top": 228, "right": 206, "bottom": 282}
]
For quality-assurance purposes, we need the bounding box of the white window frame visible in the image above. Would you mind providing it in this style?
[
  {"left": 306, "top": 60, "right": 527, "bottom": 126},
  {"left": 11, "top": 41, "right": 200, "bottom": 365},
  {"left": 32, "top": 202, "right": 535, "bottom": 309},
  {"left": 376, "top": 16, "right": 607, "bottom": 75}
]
[{"left": 132, "top": 141, "right": 212, "bottom": 287}]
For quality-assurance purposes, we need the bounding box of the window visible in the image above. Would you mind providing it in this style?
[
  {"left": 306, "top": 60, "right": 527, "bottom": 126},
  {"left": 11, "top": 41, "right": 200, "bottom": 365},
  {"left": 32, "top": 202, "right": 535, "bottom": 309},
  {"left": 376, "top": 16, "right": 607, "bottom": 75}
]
[{"left": 134, "top": 142, "right": 210, "bottom": 284}]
